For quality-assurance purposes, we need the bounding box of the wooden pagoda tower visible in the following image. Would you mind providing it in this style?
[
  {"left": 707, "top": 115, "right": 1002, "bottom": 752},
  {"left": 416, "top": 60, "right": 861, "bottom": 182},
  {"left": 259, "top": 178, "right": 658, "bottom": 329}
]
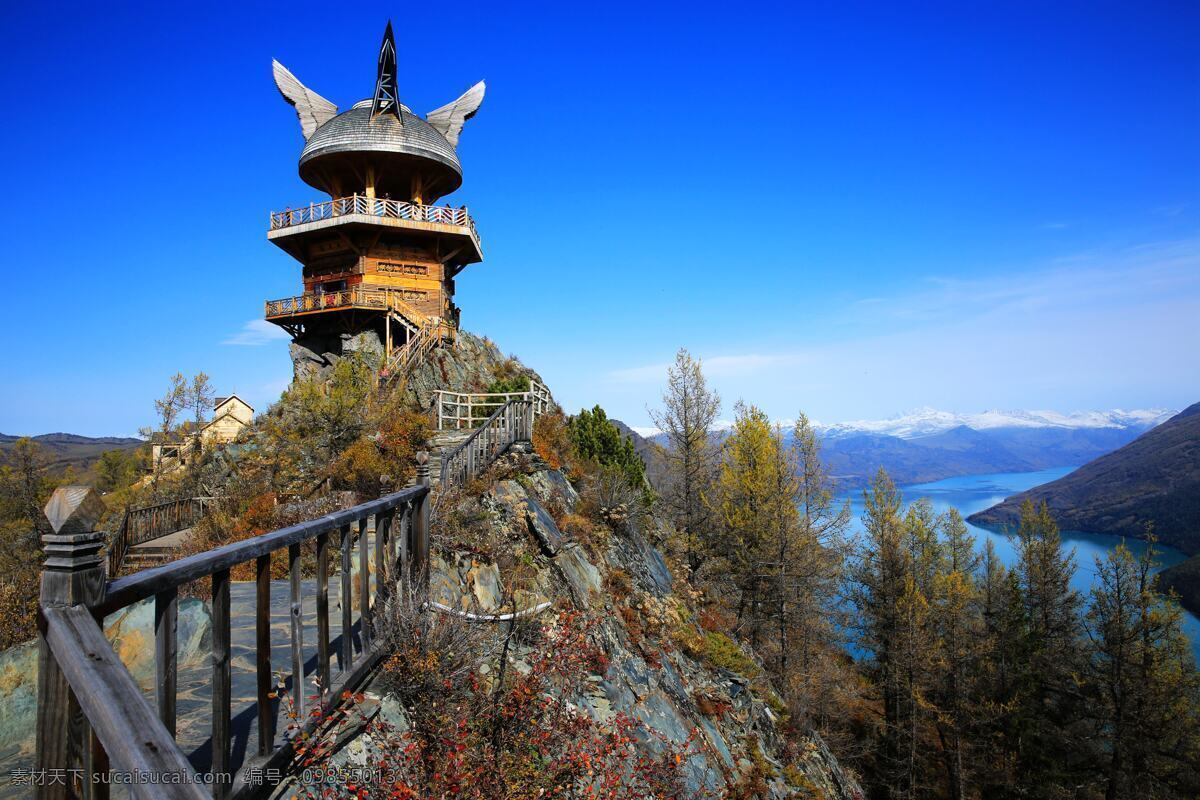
[{"left": 264, "top": 23, "right": 485, "bottom": 378}]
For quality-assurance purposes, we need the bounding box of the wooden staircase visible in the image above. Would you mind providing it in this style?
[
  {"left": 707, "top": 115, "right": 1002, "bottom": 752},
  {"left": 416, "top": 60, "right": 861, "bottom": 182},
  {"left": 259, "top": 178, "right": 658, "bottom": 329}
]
[
  {"left": 427, "top": 430, "right": 473, "bottom": 487},
  {"left": 120, "top": 529, "right": 192, "bottom": 569},
  {"left": 379, "top": 316, "right": 455, "bottom": 389}
]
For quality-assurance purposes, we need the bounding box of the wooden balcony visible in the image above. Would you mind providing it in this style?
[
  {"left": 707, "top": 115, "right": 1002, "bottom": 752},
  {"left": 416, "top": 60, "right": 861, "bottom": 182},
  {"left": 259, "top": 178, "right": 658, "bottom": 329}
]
[
  {"left": 264, "top": 287, "right": 433, "bottom": 324},
  {"left": 267, "top": 194, "right": 482, "bottom": 263}
]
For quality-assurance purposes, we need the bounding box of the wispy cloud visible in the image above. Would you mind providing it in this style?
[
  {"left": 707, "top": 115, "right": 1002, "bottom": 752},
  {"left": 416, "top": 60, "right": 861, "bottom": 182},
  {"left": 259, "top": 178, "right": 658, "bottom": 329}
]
[
  {"left": 836, "top": 237, "right": 1200, "bottom": 328},
  {"left": 222, "top": 320, "right": 291, "bottom": 346},
  {"left": 608, "top": 352, "right": 807, "bottom": 384},
  {"left": 599, "top": 238, "right": 1200, "bottom": 425}
]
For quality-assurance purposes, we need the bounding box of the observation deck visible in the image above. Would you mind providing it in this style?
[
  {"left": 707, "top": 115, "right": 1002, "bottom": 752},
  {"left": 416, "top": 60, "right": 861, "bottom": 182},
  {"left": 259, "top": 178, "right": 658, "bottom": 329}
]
[{"left": 267, "top": 194, "right": 483, "bottom": 271}]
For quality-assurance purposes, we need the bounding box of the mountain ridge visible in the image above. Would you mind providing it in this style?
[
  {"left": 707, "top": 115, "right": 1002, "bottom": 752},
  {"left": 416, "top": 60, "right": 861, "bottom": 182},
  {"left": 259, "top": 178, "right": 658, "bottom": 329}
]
[
  {"left": 0, "top": 432, "right": 144, "bottom": 477},
  {"left": 967, "top": 402, "right": 1200, "bottom": 555},
  {"left": 630, "top": 407, "right": 1172, "bottom": 489}
]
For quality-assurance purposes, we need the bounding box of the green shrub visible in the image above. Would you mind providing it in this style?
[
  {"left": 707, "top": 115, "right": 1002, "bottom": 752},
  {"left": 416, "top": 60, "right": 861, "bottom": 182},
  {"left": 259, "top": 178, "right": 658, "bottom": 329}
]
[{"left": 702, "top": 631, "right": 761, "bottom": 677}]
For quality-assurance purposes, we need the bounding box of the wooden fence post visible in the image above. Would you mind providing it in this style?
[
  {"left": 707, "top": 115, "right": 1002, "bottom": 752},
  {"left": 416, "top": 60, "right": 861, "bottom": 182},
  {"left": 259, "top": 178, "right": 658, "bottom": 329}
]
[
  {"left": 413, "top": 453, "right": 431, "bottom": 593},
  {"left": 36, "top": 486, "right": 108, "bottom": 800}
]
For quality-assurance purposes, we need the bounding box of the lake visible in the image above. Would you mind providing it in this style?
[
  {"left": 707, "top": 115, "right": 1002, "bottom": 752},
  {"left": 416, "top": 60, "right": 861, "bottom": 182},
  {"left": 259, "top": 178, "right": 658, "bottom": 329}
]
[{"left": 837, "top": 466, "right": 1200, "bottom": 660}]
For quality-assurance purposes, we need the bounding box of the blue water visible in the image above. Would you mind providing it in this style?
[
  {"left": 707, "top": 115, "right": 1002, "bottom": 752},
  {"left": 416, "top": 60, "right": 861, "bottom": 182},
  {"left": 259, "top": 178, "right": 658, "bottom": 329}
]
[{"left": 837, "top": 467, "right": 1200, "bottom": 661}]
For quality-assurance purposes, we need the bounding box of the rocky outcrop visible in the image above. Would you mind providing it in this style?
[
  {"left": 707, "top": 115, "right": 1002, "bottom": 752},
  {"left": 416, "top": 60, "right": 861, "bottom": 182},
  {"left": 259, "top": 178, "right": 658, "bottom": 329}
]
[
  {"left": 289, "top": 327, "right": 548, "bottom": 413},
  {"left": 400, "top": 330, "right": 546, "bottom": 412},
  {"left": 290, "top": 329, "right": 385, "bottom": 383},
  {"left": 356, "top": 460, "right": 863, "bottom": 798}
]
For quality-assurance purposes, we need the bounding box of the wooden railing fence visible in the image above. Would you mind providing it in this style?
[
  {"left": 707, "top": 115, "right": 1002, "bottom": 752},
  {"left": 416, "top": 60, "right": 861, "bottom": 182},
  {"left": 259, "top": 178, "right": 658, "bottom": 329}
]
[
  {"left": 435, "top": 381, "right": 552, "bottom": 431},
  {"left": 440, "top": 399, "right": 533, "bottom": 489},
  {"left": 35, "top": 457, "right": 433, "bottom": 799},
  {"left": 268, "top": 195, "right": 481, "bottom": 252},
  {"left": 108, "top": 497, "right": 210, "bottom": 575}
]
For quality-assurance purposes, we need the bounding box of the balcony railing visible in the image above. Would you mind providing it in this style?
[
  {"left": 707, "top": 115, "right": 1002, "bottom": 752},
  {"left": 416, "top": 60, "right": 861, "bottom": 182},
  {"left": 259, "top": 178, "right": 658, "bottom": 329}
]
[
  {"left": 264, "top": 287, "right": 441, "bottom": 328},
  {"left": 269, "top": 195, "right": 479, "bottom": 247},
  {"left": 266, "top": 288, "right": 379, "bottom": 318}
]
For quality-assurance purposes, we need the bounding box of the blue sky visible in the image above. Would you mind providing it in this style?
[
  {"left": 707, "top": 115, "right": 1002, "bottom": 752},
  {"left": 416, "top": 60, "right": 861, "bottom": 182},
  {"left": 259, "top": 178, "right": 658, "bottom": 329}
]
[{"left": 1, "top": 1, "right": 1197, "bottom": 437}]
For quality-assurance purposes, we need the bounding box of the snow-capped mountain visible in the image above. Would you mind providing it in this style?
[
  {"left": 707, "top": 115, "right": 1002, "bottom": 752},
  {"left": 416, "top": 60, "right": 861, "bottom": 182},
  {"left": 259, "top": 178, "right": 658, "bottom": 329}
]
[
  {"left": 816, "top": 407, "right": 1175, "bottom": 440},
  {"left": 625, "top": 406, "right": 1182, "bottom": 489}
]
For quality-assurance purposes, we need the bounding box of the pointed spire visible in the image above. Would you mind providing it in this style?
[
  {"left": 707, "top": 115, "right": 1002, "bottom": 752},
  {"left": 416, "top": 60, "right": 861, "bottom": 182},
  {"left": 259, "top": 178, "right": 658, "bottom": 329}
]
[{"left": 371, "top": 21, "right": 403, "bottom": 124}]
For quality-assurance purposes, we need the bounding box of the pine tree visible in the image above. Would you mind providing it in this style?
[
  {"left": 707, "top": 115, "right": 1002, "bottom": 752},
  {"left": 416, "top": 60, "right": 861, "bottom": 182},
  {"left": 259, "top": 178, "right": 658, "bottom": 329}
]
[
  {"left": 569, "top": 405, "right": 647, "bottom": 490},
  {"left": 649, "top": 348, "right": 721, "bottom": 573}
]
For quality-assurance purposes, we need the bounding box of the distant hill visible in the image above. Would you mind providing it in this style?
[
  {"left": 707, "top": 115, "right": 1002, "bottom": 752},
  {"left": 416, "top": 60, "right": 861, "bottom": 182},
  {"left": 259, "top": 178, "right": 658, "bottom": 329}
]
[
  {"left": 610, "top": 420, "right": 668, "bottom": 489},
  {"left": 1158, "top": 555, "right": 1200, "bottom": 617},
  {"left": 0, "top": 432, "right": 144, "bottom": 478},
  {"left": 818, "top": 424, "right": 1164, "bottom": 488},
  {"left": 820, "top": 426, "right": 1034, "bottom": 487},
  {"left": 967, "top": 403, "right": 1200, "bottom": 555},
  {"left": 630, "top": 407, "right": 1171, "bottom": 491},
  {"left": 811, "top": 407, "right": 1172, "bottom": 488}
]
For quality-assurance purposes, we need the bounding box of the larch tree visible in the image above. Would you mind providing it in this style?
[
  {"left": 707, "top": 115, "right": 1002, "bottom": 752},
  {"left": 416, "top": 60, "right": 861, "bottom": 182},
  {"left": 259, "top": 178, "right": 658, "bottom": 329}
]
[
  {"left": 894, "top": 500, "right": 942, "bottom": 799},
  {"left": 1085, "top": 529, "right": 1200, "bottom": 799},
  {"left": 927, "top": 509, "right": 981, "bottom": 800},
  {"left": 784, "top": 412, "right": 850, "bottom": 728},
  {"left": 188, "top": 372, "right": 215, "bottom": 453},
  {"left": 849, "top": 468, "right": 910, "bottom": 798},
  {"left": 973, "top": 538, "right": 1026, "bottom": 794},
  {"left": 1012, "top": 500, "right": 1087, "bottom": 793},
  {"left": 648, "top": 348, "right": 721, "bottom": 573},
  {"left": 709, "top": 402, "right": 796, "bottom": 650},
  {"left": 140, "top": 372, "right": 187, "bottom": 488}
]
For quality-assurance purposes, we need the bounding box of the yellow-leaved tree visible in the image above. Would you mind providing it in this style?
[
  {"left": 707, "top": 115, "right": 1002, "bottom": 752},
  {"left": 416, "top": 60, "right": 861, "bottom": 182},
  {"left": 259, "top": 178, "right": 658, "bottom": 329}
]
[{"left": 708, "top": 402, "right": 798, "bottom": 652}]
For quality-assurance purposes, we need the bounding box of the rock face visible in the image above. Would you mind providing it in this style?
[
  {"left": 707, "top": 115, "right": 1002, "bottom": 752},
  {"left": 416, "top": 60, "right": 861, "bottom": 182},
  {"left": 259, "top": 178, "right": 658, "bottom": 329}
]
[
  {"left": 421, "top": 463, "right": 860, "bottom": 798},
  {"left": 290, "top": 329, "right": 385, "bottom": 383},
  {"left": 400, "top": 330, "right": 546, "bottom": 413},
  {"left": 289, "top": 327, "right": 546, "bottom": 412}
]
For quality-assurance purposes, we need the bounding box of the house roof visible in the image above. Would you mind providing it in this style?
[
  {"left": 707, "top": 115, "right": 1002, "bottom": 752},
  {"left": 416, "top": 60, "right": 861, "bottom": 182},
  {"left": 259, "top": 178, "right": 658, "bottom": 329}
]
[{"left": 213, "top": 394, "right": 254, "bottom": 413}]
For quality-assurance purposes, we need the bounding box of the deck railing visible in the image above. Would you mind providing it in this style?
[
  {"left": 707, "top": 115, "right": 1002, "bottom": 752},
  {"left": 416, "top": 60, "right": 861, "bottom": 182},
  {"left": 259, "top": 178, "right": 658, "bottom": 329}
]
[
  {"left": 440, "top": 399, "right": 534, "bottom": 489},
  {"left": 264, "top": 287, "right": 387, "bottom": 318},
  {"left": 269, "top": 195, "right": 480, "bottom": 249},
  {"left": 264, "top": 287, "right": 439, "bottom": 326},
  {"left": 35, "top": 463, "right": 432, "bottom": 799},
  {"left": 436, "top": 381, "right": 552, "bottom": 431},
  {"left": 108, "top": 496, "right": 210, "bottom": 575}
]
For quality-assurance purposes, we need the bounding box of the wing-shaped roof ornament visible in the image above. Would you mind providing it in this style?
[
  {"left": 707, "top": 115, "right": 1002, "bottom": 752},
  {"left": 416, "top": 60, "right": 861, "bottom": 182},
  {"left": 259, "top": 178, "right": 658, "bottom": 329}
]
[
  {"left": 370, "top": 21, "right": 403, "bottom": 124},
  {"left": 426, "top": 81, "right": 486, "bottom": 148},
  {"left": 272, "top": 60, "right": 338, "bottom": 141}
]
